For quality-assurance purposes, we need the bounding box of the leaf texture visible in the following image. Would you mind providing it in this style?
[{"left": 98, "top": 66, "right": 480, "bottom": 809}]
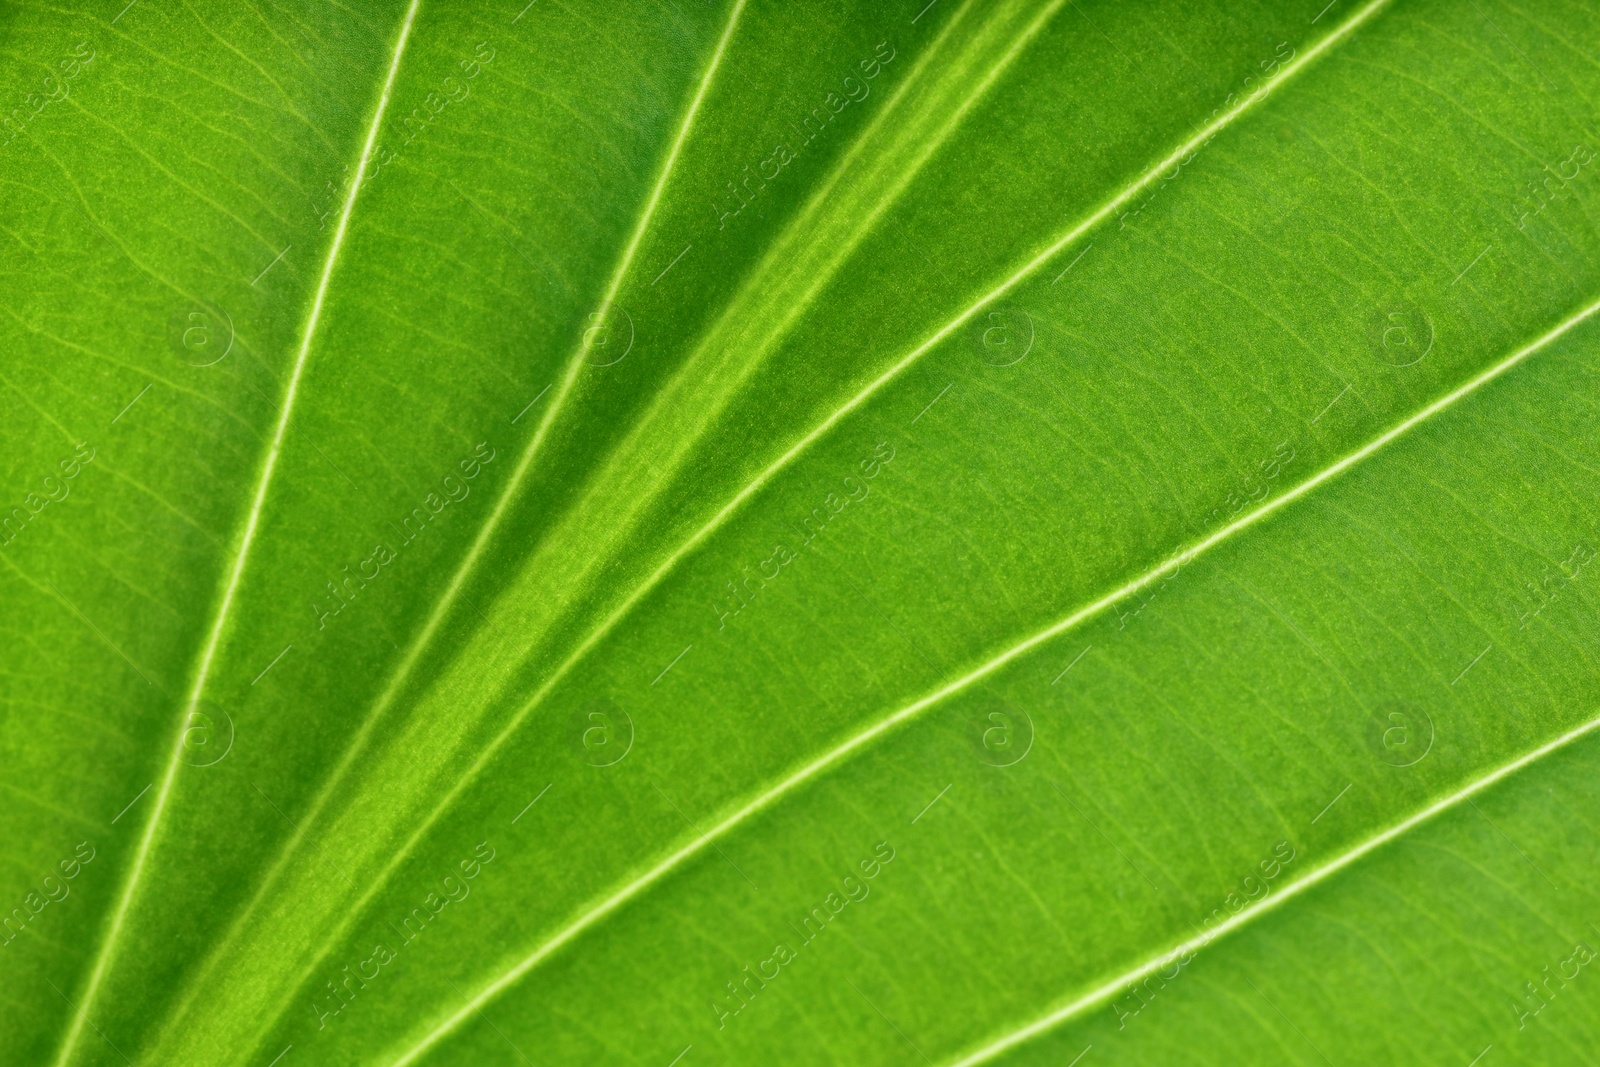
[{"left": 4, "top": 1, "right": 1600, "bottom": 1065}]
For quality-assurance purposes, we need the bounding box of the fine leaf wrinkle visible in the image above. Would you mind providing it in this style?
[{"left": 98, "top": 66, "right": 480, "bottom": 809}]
[{"left": 7, "top": 1, "right": 1600, "bottom": 1066}]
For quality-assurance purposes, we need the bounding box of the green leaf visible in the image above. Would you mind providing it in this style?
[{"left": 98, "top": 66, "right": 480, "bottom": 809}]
[{"left": 5, "top": 0, "right": 1600, "bottom": 1064}]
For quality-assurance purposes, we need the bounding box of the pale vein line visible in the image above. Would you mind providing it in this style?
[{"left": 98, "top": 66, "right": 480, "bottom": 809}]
[
  {"left": 511, "top": 783, "right": 551, "bottom": 825},
  {"left": 1467, "top": 1045, "right": 1492, "bottom": 1067},
  {"left": 848, "top": 978, "right": 934, "bottom": 1065},
  {"left": 913, "top": 0, "right": 940, "bottom": 24},
  {"left": 1310, "top": 383, "right": 1350, "bottom": 424},
  {"left": 911, "top": 783, "right": 952, "bottom": 824},
  {"left": 154, "top": 4, "right": 752, "bottom": 1054},
  {"left": 318, "top": 0, "right": 750, "bottom": 858},
  {"left": 43, "top": 977, "right": 130, "bottom": 1065},
  {"left": 448, "top": 179, "right": 561, "bottom": 293},
  {"left": 651, "top": 644, "right": 692, "bottom": 685},
  {"left": 1310, "top": 782, "right": 1351, "bottom": 824},
  {"left": 1465, "top": 0, "right": 1557, "bottom": 92},
  {"left": 398, "top": 281, "right": 1600, "bottom": 1064},
  {"left": 110, "top": 383, "right": 151, "bottom": 424},
  {"left": 50, "top": 4, "right": 424, "bottom": 1062},
  {"left": 405, "top": 7, "right": 1040, "bottom": 848},
  {"left": 944, "top": 711, "right": 1600, "bottom": 1066},
  {"left": 652, "top": 243, "right": 692, "bottom": 285},
  {"left": 251, "top": 783, "right": 358, "bottom": 892},
  {"left": 510, "top": 383, "right": 551, "bottom": 425},
  {"left": 667, "top": 1045, "right": 692, "bottom": 1067},
  {"left": 1050, "top": 644, "right": 1091, "bottom": 684},
  {"left": 1065, "top": 1045, "right": 1091, "bottom": 1067},
  {"left": 1452, "top": 244, "right": 1490, "bottom": 285},
  {"left": 1244, "top": 977, "right": 1334, "bottom": 1066},
  {"left": 45, "top": 579, "right": 154, "bottom": 687},
  {"left": 444, "top": 978, "right": 534, "bottom": 1065},
  {"left": 910, "top": 382, "right": 952, "bottom": 424},
  {"left": 250, "top": 643, "right": 293, "bottom": 686},
  {"left": 1452, "top": 643, "right": 1492, "bottom": 685},
  {"left": 1467, "top": 798, "right": 1560, "bottom": 892},
  {"left": 265, "top": 1045, "right": 292, "bottom": 1067},
  {"left": 471, "top": 0, "right": 1400, "bottom": 795},
  {"left": 563, "top": 0, "right": 1044, "bottom": 563},
  {"left": 1239, "top": 579, "right": 1352, "bottom": 687},
  {"left": 380, "top": 11, "right": 1467, "bottom": 1054},
  {"left": 109, "top": 784, "right": 151, "bottom": 826},
  {"left": 652, "top": 782, "right": 759, "bottom": 891},
  {"left": 1053, "top": 782, "right": 1163, "bottom": 895}
]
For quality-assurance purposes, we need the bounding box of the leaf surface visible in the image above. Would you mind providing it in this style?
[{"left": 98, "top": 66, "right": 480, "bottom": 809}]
[{"left": 4, "top": 1, "right": 1600, "bottom": 1065}]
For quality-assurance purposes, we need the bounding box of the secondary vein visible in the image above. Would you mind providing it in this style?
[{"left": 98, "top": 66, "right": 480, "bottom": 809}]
[
  {"left": 372, "top": 3, "right": 1423, "bottom": 1057},
  {"left": 49, "top": 3, "right": 425, "bottom": 1063},
  {"left": 944, "top": 710, "right": 1600, "bottom": 1066},
  {"left": 148, "top": 0, "right": 753, "bottom": 1058},
  {"left": 383, "top": 220, "right": 1600, "bottom": 1067}
]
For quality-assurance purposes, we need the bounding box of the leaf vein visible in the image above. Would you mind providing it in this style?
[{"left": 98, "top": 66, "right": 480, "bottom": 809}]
[
  {"left": 48, "top": 3, "right": 426, "bottom": 1062},
  {"left": 390, "top": 272, "right": 1600, "bottom": 1067}
]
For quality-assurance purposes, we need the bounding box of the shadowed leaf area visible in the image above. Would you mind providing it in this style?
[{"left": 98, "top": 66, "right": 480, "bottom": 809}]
[{"left": 4, "top": 0, "right": 1600, "bottom": 1064}]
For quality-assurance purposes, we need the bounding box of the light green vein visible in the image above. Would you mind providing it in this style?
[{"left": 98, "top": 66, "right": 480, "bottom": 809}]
[
  {"left": 384, "top": 214, "right": 1600, "bottom": 1067},
  {"left": 945, "top": 709, "right": 1600, "bottom": 1066},
  {"left": 48, "top": 2, "right": 424, "bottom": 1062},
  {"left": 142, "top": 0, "right": 752, "bottom": 1058}
]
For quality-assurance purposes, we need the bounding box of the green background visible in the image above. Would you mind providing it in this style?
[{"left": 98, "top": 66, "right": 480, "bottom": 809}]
[{"left": 2, "top": 0, "right": 1599, "bottom": 1064}]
